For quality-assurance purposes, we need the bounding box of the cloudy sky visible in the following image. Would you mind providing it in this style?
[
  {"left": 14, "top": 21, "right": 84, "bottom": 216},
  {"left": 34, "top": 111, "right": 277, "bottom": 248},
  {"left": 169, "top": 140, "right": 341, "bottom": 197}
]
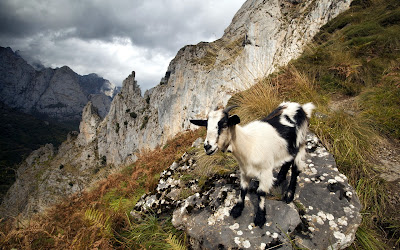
[{"left": 0, "top": 0, "right": 246, "bottom": 91}]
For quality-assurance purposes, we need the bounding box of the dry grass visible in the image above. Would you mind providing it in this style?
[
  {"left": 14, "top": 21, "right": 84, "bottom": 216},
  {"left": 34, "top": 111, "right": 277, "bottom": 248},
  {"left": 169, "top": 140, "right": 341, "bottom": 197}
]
[
  {"left": 227, "top": 54, "right": 395, "bottom": 249},
  {"left": 0, "top": 129, "right": 204, "bottom": 249},
  {"left": 311, "top": 110, "right": 378, "bottom": 177},
  {"left": 1, "top": 1, "right": 399, "bottom": 249},
  {"left": 193, "top": 149, "right": 238, "bottom": 179},
  {"left": 191, "top": 36, "right": 244, "bottom": 69},
  {"left": 229, "top": 65, "right": 326, "bottom": 124},
  {"left": 359, "top": 63, "right": 400, "bottom": 139}
]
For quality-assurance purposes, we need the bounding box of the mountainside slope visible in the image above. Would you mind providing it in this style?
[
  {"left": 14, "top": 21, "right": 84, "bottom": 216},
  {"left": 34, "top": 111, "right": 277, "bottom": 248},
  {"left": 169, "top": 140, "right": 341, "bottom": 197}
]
[{"left": 0, "top": 102, "right": 73, "bottom": 203}]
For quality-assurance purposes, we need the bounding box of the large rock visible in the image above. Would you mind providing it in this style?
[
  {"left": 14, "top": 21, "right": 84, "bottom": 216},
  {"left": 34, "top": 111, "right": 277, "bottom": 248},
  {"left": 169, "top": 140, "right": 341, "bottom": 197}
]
[
  {"left": 77, "top": 101, "right": 102, "bottom": 146},
  {"left": 134, "top": 134, "right": 362, "bottom": 249}
]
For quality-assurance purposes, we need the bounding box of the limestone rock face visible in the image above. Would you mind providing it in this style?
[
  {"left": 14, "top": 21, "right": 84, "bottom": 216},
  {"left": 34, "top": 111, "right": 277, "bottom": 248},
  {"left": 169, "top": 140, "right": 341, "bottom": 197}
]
[
  {"left": 0, "top": 143, "right": 56, "bottom": 218},
  {"left": 0, "top": 46, "right": 117, "bottom": 121},
  {"left": 134, "top": 134, "right": 362, "bottom": 250},
  {"left": 96, "top": 71, "right": 147, "bottom": 165},
  {"left": 0, "top": 73, "right": 145, "bottom": 219},
  {"left": 77, "top": 101, "right": 102, "bottom": 146}
]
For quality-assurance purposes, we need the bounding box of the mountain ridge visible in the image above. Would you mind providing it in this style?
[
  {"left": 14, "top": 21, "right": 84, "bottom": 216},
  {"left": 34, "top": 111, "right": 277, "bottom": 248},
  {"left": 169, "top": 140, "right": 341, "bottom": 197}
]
[{"left": 0, "top": 46, "right": 118, "bottom": 120}]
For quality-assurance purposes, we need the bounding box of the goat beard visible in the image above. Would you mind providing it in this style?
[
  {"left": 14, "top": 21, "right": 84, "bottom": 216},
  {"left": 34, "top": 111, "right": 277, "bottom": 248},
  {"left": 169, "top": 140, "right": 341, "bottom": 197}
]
[
  {"left": 220, "top": 143, "right": 232, "bottom": 153},
  {"left": 206, "top": 147, "right": 218, "bottom": 155}
]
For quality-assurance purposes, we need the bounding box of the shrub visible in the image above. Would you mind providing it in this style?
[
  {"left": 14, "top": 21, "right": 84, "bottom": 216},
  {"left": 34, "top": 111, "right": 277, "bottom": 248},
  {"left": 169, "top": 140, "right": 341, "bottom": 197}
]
[
  {"left": 130, "top": 112, "right": 137, "bottom": 119},
  {"left": 140, "top": 116, "right": 149, "bottom": 130},
  {"left": 115, "top": 123, "right": 120, "bottom": 133}
]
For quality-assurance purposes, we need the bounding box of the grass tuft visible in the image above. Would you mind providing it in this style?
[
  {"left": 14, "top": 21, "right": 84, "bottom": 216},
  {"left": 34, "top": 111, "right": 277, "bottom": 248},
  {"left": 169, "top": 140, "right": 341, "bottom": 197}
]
[
  {"left": 359, "top": 64, "right": 400, "bottom": 139},
  {"left": 194, "top": 149, "right": 238, "bottom": 178},
  {"left": 120, "top": 213, "right": 182, "bottom": 249},
  {"left": 352, "top": 226, "right": 387, "bottom": 250}
]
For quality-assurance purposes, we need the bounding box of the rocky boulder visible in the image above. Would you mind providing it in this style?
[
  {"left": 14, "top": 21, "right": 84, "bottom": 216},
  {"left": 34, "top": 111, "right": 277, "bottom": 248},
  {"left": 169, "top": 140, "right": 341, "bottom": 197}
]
[
  {"left": 77, "top": 101, "right": 102, "bottom": 146},
  {"left": 133, "top": 134, "right": 362, "bottom": 249}
]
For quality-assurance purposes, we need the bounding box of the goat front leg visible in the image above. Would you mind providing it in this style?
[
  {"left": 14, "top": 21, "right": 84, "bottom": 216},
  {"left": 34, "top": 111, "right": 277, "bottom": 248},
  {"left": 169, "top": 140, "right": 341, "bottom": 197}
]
[
  {"left": 283, "top": 162, "right": 300, "bottom": 203},
  {"left": 230, "top": 172, "right": 250, "bottom": 219},
  {"left": 254, "top": 169, "right": 274, "bottom": 227}
]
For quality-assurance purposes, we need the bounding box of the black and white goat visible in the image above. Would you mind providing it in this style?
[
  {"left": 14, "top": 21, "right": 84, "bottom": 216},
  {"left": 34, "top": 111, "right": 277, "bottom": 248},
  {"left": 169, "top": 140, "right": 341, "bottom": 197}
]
[{"left": 190, "top": 102, "right": 315, "bottom": 227}]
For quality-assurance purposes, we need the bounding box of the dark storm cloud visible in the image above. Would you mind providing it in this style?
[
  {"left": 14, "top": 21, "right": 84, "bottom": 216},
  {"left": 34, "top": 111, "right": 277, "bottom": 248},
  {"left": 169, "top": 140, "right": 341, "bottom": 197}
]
[
  {"left": 0, "top": 0, "right": 245, "bottom": 90},
  {"left": 0, "top": 0, "right": 227, "bottom": 51}
]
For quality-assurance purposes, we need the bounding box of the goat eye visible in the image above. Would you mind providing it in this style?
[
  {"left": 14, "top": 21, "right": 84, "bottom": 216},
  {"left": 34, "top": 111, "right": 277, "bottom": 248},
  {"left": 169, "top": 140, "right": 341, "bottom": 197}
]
[{"left": 218, "top": 120, "right": 228, "bottom": 130}]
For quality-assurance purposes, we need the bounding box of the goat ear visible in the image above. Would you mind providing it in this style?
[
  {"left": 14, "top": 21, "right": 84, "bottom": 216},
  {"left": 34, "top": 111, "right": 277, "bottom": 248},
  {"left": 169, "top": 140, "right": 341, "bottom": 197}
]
[
  {"left": 190, "top": 119, "right": 208, "bottom": 127},
  {"left": 228, "top": 115, "right": 240, "bottom": 126}
]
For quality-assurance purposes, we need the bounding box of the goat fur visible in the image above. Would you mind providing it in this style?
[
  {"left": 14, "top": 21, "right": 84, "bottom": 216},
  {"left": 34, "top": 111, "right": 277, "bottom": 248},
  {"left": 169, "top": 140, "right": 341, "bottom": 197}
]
[{"left": 190, "top": 102, "right": 315, "bottom": 227}]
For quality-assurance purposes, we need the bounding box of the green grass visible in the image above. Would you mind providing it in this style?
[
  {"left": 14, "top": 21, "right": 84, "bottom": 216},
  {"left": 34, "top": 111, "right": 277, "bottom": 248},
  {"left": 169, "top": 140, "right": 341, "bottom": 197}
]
[
  {"left": 359, "top": 67, "right": 400, "bottom": 139},
  {"left": 120, "top": 213, "right": 185, "bottom": 249},
  {"left": 103, "top": 187, "right": 146, "bottom": 213}
]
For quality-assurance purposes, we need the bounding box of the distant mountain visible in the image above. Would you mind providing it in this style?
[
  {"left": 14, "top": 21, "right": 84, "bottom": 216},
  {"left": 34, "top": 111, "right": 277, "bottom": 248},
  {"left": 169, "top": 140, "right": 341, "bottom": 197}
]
[
  {"left": 0, "top": 46, "right": 119, "bottom": 203},
  {"left": 0, "top": 46, "right": 118, "bottom": 121}
]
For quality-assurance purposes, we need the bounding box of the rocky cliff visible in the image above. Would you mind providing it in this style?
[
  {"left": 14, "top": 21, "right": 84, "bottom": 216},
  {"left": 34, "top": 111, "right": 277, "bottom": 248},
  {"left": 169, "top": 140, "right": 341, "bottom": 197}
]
[
  {"left": 0, "top": 46, "right": 118, "bottom": 121},
  {"left": 0, "top": 0, "right": 352, "bottom": 219},
  {"left": 96, "top": 0, "right": 351, "bottom": 167}
]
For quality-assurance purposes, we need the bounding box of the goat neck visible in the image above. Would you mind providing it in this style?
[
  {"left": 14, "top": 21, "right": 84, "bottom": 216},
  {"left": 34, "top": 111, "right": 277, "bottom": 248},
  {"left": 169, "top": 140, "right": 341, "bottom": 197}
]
[{"left": 229, "top": 125, "right": 250, "bottom": 166}]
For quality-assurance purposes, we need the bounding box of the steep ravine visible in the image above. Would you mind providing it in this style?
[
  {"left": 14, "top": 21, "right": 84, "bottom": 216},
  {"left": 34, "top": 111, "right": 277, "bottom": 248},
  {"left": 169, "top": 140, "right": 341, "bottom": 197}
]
[{"left": 0, "top": 0, "right": 352, "bottom": 219}]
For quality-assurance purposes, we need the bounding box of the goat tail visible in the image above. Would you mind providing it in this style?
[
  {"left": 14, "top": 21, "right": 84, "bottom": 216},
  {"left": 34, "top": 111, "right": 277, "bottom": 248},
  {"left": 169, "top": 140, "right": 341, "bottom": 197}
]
[{"left": 302, "top": 102, "right": 315, "bottom": 119}]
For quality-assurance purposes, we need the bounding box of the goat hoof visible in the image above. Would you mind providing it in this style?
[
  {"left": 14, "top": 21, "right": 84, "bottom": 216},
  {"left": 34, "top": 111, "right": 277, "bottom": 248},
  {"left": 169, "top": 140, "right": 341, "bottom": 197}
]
[
  {"left": 283, "top": 191, "right": 294, "bottom": 203},
  {"left": 230, "top": 203, "right": 244, "bottom": 219},
  {"left": 254, "top": 211, "right": 266, "bottom": 228}
]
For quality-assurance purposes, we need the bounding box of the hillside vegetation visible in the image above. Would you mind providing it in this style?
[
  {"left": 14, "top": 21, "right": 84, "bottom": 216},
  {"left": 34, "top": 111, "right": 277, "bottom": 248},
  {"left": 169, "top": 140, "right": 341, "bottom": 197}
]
[
  {"left": 1, "top": 0, "right": 399, "bottom": 249},
  {"left": 0, "top": 102, "right": 76, "bottom": 203}
]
